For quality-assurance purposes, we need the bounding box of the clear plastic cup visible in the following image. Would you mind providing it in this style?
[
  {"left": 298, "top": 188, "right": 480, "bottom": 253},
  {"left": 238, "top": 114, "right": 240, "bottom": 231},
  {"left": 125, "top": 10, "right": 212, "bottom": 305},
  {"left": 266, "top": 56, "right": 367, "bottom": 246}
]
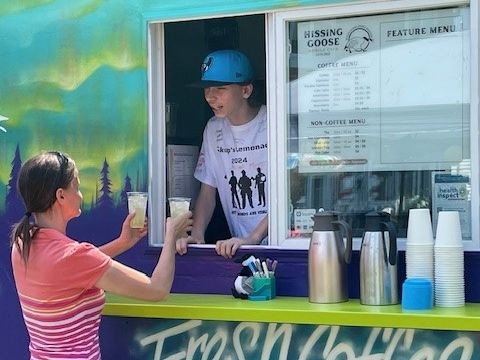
[
  {"left": 127, "top": 192, "right": 148, "bottom": 228},
  {"left": 168, "top": 197, "right": 191, "bottom": 218}
]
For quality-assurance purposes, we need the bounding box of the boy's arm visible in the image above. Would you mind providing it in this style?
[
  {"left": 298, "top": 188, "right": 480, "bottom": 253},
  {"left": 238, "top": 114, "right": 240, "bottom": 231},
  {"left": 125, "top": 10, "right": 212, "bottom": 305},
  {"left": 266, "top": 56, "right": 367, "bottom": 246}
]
[
  {"left": 190, "top": 182, "right": 217, "bottom": 243},
  {"left": 215, "top": 215, "right": 268, "bottom": 258},
  {"left": 245, "top": 215, "right": 268, "bottom": 245}
]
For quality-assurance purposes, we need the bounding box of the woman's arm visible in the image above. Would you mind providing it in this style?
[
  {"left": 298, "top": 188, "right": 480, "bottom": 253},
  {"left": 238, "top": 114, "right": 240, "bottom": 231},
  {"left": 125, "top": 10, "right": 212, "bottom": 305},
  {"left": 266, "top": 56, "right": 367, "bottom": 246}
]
[{"left": 95, "top": 212, "right": 192, "bottom": 301}]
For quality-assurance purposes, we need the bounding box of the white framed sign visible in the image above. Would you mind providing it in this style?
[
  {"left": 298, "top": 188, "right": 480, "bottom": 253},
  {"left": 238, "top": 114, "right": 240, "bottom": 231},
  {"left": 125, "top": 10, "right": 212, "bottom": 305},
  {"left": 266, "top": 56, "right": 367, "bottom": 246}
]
[
  {"left": 167, "top": 145, "right": 200, "bottom": 199},
  {"left": 295, "top": 7, "right": 470, "bottom": 173},
  {"left": 431, "top": 172, "right": 471, "bottom": 240}
]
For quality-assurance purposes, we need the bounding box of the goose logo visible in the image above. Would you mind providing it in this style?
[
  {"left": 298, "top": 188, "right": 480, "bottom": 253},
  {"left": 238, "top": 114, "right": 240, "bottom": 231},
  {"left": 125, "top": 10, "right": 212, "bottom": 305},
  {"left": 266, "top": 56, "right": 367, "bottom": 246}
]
[
  {"left": 0, "top": 115, "right": 8, "bottom": 133},
  {"left": 201, "top": 56, "right": 213, "bottom": 75},
  {"left": 345, "top": 26, "right": 373, "bottom": 53}
]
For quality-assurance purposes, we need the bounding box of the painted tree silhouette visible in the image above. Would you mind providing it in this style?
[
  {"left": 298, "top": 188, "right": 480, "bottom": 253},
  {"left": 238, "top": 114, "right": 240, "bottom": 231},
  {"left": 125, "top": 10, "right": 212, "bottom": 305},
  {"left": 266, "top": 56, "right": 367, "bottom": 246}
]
[
  {"left": 90, "top": 183, "right": 98, "bottom": 212},
  {"left": 120, "top": 174, "right": 132, "bottom": 208},
  {"left": 5, "top": 144, "right": 23, "bottom": 224},
  {"left": 75, "top": 157, "right": 121, "bottom": 244},
  {"left": 96, "top": 157, "right": 115, "bottom": 211}
]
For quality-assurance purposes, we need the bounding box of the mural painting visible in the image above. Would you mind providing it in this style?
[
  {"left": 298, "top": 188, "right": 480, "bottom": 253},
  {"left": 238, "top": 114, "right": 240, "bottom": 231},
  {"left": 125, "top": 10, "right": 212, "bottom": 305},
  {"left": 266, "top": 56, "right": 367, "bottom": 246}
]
[
  {"left": 0, "top": 2, "right": 150, "bottom": 357},
  {"left": 0, "top": 144, "right": 146, "bottom": 240},
  {"left": 1, "top": 1, "right": 480, "bottom": 359},
  {"left": 0, "top": 1, "right": 149, "bottom": 219},
  {"left": 104, "top": 318, "right": 480, "bottom": 360}
]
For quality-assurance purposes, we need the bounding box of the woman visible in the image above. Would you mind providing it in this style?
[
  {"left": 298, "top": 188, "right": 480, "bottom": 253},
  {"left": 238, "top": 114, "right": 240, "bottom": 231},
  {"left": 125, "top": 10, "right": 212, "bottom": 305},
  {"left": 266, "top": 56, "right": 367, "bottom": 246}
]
[{"left": 11, "top": 151, "right": 192, "bottom": 359}]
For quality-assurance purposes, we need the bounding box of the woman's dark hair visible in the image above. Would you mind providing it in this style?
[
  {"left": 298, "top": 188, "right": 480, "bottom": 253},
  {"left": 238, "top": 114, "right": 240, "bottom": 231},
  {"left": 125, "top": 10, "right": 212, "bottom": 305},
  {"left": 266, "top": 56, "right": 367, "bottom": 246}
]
[{"left": 10, "top": 151, "right": 76, "bottom": 264}]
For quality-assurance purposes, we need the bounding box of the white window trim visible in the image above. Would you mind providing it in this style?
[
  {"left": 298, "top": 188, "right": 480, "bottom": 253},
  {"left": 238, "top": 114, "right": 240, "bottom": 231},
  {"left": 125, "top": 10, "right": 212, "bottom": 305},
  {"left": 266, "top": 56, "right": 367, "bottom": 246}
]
[
  {"left": 147, "top": 0, "right": 479, "bottom": 251},
  {"left": 148, "top": 22, "right": 166, "bottom": 246},
  {"left": 269, "top": 0, "right": 479, "bottom": 250}
]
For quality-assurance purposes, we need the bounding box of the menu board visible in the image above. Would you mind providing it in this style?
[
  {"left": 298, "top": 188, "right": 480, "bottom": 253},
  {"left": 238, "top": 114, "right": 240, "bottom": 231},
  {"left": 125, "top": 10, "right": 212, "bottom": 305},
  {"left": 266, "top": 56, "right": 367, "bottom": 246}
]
[
  {"left": 294, "top": 7, "right": 470, "bottom": 173},
  {"left": 167, "top": 145, "right": 199, "bottom": 199}
]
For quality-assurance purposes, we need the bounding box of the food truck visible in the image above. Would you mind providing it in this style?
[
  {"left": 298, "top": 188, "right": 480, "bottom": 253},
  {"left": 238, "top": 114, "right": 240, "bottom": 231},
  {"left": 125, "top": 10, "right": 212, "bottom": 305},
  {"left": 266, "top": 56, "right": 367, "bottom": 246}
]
[{"left": 1, "top": 0, "right": 479, "bottom": 358}]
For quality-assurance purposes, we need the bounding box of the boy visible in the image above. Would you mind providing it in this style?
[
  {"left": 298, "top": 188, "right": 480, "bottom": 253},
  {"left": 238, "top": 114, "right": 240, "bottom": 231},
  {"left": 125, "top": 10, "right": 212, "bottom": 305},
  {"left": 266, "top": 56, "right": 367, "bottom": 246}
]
[{"left": 176, "top": 49, "right": 268, "bottom": 258}]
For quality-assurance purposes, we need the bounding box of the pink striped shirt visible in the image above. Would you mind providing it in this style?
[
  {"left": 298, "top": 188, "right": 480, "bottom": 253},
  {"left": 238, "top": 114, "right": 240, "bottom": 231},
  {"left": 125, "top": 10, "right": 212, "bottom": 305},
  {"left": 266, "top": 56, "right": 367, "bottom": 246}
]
[{"left": 12, "top": 228, "right": 112, "bottom": 359}]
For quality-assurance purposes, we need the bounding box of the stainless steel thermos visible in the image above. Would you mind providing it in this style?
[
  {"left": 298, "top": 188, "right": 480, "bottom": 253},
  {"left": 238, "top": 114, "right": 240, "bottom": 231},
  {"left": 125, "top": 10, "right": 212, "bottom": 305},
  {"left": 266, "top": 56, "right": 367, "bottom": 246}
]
[
  {"left": 359, "top": 211, "right": 398, "bottom": 305},
  {"left": 308, "top": 211, "right": 353, "bottom": 303}
]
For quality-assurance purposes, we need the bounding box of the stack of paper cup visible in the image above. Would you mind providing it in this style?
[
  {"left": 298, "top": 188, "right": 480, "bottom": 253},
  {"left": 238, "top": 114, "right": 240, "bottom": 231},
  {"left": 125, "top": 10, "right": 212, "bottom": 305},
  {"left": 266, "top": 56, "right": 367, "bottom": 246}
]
[
  {"left": 406, "top": 209, "right": 434, "bottom": 282},
  {"left": 434, "top": 211, "right": 465, "bottom": 307}
]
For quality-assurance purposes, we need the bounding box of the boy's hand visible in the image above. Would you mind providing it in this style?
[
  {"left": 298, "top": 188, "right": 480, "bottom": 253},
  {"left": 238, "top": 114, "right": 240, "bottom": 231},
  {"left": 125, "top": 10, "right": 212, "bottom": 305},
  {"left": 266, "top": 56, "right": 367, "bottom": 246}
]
[
  {"left": 175, "top": 233, "right": 204, "bottom": 255},
  {"left": 215, "top": 237, "right": 248, "bottom": 259}
]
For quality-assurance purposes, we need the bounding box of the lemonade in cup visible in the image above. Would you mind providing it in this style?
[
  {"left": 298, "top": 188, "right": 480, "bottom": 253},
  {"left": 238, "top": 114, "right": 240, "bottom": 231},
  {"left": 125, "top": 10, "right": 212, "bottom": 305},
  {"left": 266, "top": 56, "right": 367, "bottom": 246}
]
[
  {"left": 168, "top": 197, "right": 191, "bottom": 218},
  {"left": 127, "top": 192, "right": 148, "bottom": 228}
]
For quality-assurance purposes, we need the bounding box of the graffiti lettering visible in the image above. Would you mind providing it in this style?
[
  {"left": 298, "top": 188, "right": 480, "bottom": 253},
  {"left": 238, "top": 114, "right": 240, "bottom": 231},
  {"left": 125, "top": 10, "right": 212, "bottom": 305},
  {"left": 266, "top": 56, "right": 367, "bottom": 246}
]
[
  {"left": 233, "top": 322, "right": 260, "bottom": 360},
  {"left": 299, "top": 325, "right": 330, "bottom": 359},
  {"left": 261, "top": 323, "right": 292, "bottom": 359},
  {"left": 186, "top": 333, "right": 208, "bottom": 359},
  {"left": 201, "top": 331, "right": 227, "bottom": 360},
  {"left": 137, "top": 320, "right": 476, "bottom": 360},
  {"left": 384, "top": 328, "right": 414, "bottom": 359},
  {"left": 410, "top": 347, "right": 435, "bottom": 360},
  {"left": 139, "top": 319, "right": 202, "bottom": 360},
  {"left": 439, "top": 337, "right": 473, "bottom": 360},
  {"left": 362, "top": 327, "right": 382, "bottom": 357}
]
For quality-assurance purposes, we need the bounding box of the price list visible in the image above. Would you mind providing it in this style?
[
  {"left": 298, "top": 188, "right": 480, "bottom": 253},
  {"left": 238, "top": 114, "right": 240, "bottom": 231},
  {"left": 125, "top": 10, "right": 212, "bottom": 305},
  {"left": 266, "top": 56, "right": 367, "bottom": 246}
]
[
  {"left": 298, "top": 61, "right": 376, "bottom": 169},
  {"left": 304, "top": 64, "right": 376, "bottom": 113},
  {"left": 295, "top": 7, "right": 468, "bottom": 173}
]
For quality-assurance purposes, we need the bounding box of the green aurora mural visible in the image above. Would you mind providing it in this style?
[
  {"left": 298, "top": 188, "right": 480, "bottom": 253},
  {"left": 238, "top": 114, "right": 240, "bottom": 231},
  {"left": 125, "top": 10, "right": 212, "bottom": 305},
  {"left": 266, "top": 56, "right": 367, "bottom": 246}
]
[
  {"left": 0, "top": 0, "right": 319, "bottom": 212},
  {"left": 0, "top": 0, "right": 149, "bottom": 211}
]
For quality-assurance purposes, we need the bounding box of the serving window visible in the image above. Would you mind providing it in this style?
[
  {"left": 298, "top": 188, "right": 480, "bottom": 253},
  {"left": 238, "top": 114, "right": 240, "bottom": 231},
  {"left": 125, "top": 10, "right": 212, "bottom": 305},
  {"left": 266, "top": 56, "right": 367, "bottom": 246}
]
[
  {"left": 147, "top": 15, "right": 267, "bottom": 246},
  {"left": 148, "top": 0, "right": 479, "bottom": 250},
  {"left": 277, "top": 5, "right": 475, "bottom": 249}
]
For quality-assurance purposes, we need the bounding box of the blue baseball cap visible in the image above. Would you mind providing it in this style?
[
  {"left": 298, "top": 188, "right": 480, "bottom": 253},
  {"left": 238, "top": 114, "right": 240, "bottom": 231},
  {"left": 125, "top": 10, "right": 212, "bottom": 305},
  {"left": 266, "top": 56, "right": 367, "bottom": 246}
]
[{"left": 192, "top": 50, "right": 254, "bottom": 87}]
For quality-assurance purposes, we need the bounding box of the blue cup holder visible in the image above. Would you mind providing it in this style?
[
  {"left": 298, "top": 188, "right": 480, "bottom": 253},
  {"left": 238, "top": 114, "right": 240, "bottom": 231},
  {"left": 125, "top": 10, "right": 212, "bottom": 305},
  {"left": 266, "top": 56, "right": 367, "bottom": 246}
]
[{"left": 402, "top": 278, "right": 433, "bottom": 311}]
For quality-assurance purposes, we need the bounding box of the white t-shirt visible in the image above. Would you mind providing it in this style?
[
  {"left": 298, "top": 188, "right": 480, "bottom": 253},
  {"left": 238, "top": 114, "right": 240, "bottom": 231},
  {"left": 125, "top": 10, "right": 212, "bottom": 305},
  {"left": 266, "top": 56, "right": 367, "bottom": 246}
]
[{"left": 195, "top": 105, "right": 268, "bottom": 239}]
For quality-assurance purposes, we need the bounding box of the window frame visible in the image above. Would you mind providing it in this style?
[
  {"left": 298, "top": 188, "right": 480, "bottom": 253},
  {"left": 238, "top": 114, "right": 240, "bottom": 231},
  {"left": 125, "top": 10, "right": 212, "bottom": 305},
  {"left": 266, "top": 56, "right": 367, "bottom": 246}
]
[
  {"left": 148, "top": 21, "right": 166, "bottom": 246},
  {"left": 147, "top": 0, "right": 479, "bottom": 251},
  {"left": 147, "top": 15, "right": 272, "bottom": 249},
  {"left": 269, "top": 0, "right": 479, "bottom": 250}
]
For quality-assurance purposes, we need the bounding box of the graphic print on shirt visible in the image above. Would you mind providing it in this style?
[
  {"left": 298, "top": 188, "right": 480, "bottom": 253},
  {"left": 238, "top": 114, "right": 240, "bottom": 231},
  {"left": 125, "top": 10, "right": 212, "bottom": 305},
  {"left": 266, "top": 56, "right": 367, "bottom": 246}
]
[
  {"left": 253, "top": 167, "right": 266, "bottom": 206},
  {"left": 226, "top": 167, "right": 267, "bottom": 209},
  {"left": 218, "top": 133, "right": 268, "bottom": 223},
  {"left": 227, "top": 170, "right": 241, "bottom": 208}
]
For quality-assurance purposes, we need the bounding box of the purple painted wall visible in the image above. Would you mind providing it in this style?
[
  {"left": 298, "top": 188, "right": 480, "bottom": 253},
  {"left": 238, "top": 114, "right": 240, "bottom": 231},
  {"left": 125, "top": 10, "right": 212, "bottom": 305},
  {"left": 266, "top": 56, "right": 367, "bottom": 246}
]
[{"left": 2, "top": 236, "right": 480, "bottom": 359}]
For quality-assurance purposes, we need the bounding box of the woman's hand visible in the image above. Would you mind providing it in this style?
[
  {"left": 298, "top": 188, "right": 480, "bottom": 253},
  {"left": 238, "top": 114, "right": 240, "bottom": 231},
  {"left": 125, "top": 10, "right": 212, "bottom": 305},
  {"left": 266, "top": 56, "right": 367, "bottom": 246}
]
[
  {"left": 118, "top": 212, "right": 148, "bottom": 250},
  {"left": 165, "top": 211, "right": 193, "bottom": 248}
]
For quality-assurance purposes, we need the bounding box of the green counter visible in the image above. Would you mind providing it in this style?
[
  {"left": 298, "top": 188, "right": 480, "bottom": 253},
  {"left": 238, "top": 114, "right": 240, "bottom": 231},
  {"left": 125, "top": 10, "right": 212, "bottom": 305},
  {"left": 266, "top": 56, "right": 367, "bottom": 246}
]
[{"left": 104, "top": 293, "right": 480, "bottom": 331}]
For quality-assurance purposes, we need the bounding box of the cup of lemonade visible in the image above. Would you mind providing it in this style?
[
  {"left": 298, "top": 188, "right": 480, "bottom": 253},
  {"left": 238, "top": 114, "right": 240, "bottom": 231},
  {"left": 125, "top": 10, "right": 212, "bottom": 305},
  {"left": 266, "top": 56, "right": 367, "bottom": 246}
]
[{"left": 127, "top": 192, "right": 148, "bottom": 228}]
